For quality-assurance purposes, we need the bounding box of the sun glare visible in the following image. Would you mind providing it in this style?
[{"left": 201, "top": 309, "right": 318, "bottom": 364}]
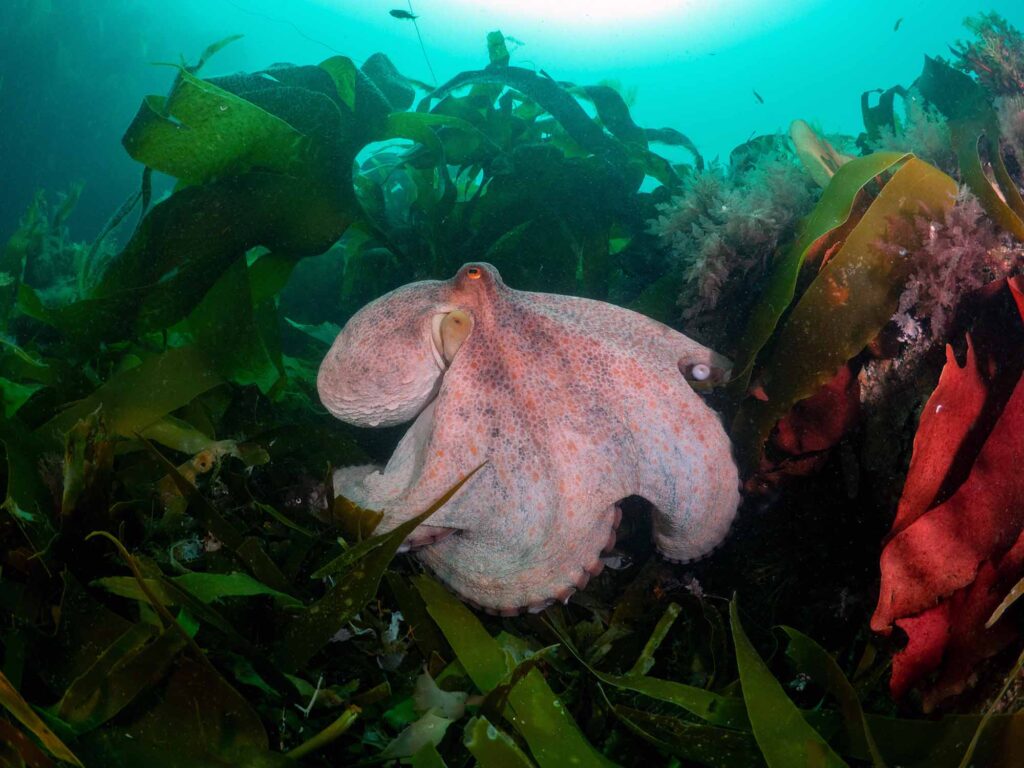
[
  {"left": 463, "top": 0, "right": 682, "bottom": 24},
  {"left": 443, "top": 0, "right": 756, "bottom": 27}
]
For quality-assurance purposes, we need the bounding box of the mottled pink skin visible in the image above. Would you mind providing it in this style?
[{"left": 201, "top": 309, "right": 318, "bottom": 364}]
[{"left": 318, "top": 263, "right": 740, "bottom": 613}]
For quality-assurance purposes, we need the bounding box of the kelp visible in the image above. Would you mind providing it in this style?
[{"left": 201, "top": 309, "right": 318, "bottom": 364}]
[
  {"left": 0, "top": 419, "right": 53, "bottom": 553},
  {"left": 425, "top": 66, "right": 620, "bottom": 158},
  {"left": 333, "top": 40, "right": 684, "bottom": 313},
  {"left": 730, "top": 601, "right": 846, "bottom": 767},
  {"left": 94, "top": 571, "right": 303, "bottom": 609},
  {"left": 185, "top": 255, "right": 289, "bottom": 395},
  {"left": 0, "top": 670, "right": 84, "bottom": 767},
  {"left": 3, "top": 20, "right": 1024, "bottom": 768},
  {"left": 781, "top": 627, "right": 885, "bottom": 767},
  {"left": 121, "top": 68, "right": 310, "bottom": 185},
  {"left": 29, "top": 52, "right": 402, "bottom": 343},
  {"left": 612, "top": 706, "right": 762, "bottom": 767},
  {"left": 556, "top": 589, "right": 1021, "bottom": 767},
  {"left": 549, "top": 611, "right": 749, "bottom": 730},
  {"left": 916, "top": 55, "right": 1024, "bottom": 239},
  {"left": 790, "top": 119, "right": 854, "bottom": 188},
  {"left": 280, "top": 467, "right": 482, "bottom": 672},
  {"left": 0, "top": 339, "right": 55, "bottom": 420},
  {"left": 414, "top": 575, "right": 613, "bottom": 767},
  {"left": 732, "top": 156, "right": 957, "bottom": 471},
  {"left": 859, "top": 86, "right": 909, "bottom": 147},
  {"left": 464, "top": 715, "right": 535, "bottom": 766},
  {"left": 571, "top": 83, "right": 691, "bottom": 183},
  {"left": 729, "top": 151, "right": 909, "bottom": 397},
  {"left": 50, "top": 621, "right": 188, "bottom": 735},
  {"left": 73, "top": 657, "right": 288, "bottom": 768},
  {"left": 37, "top": 346, "right": 222, "bottom": 445}
]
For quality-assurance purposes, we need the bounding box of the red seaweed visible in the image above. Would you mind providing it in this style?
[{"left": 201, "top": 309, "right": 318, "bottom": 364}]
[{"left": 872, "top": 277, "right": 1024, "bottom": 708}]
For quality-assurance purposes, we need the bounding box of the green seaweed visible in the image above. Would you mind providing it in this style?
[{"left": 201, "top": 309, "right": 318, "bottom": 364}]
[
  {"left": 121, "top": 69, "right": 309, "bottom": 185},
  {"left": 74, "top": 656, "right": 286, "bottom": 768},
  {"left": 550, "top": 614, "right": 749, "bottom": 730},
  {"left": 464, "top": 716, "right": 535, "bottom": 767},
  {"left": 859, "top": 86, "right": 909, "bottom": 147},
  {"left": 185, "top": 255, "right": 288, "bottom": 395},
  {"left": 3, "top": 21, "right": 1024, "bottom": 768},
  {"left": 782, "top": 627, "right": 886, "bottom": 767},
  {"left": 730, "top": 600, "right": 847, "bottom": 767},
  {"left": 0, "top": 670, "right": 84, "bottom": 767},
  {"left": 612, "top": 706, "right": 762, "bottom": 767},
  {"left": 94, "top": 571, "right": 303, "bottom": 609},
  {"left": 37, "top": 345, "right": 222, "bottom": 443},
  {"left": 425, "top": 66, "right": 620, "bottom": 158},
  {"left": 415, "top": 575, "right": 613, "bottom": 767},
  {"left": 318, "top": 55, "right": 359, "bottom": 109},
  {"left": 37, "top": 56, "right": 399, "bottom": 343},
  {"left": 0, "top": 419, "right": 55, "bottom": 555},
  {"left": 280, "top": 467, "right": 481, "bottom": 672},
  {"left": 50, "top": 623, "right": 188, "bottom": 734},
  {"left": 143, "top": 437, "right": 292, "bottom": 593}
]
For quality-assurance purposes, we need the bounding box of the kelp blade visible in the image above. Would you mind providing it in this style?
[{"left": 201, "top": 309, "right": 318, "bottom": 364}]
[
  {"left": 782, "top": 627, "right": 886, "bottom": 767},
  {"left": 37, "top": 346, "right": 222, "bottom": 443},
  {"left": 733, "top": 157, "right": 956, "bottom": 471},
  {"left": 463, "top": 716, "right": 535, "bottom": 767},
  {"left": 730, "top": 151, "right": 909, "bottom": 395},
  {"left": 122, "top": 69, "right": 308, "bottom": 184},
  {"left": 280, "top": 467, "right": 482, "bottom": 671},
  {"left": 414, "top": 576, "right": 613, "bottom": 767},
  {"left": 0, "top": 670, "right": 84, "bottom": 767},
  {"left": 916, "top": 56, "right": 1024, "bottom": 240},
  {"left": 185, "top": 256, "right": 287, "bottom": 395},
  {"left": 613, "top": 705, "right": 763, "bottom": 768},
  {"left": 730, "top": 600, "right": 847, "bottom": 767},
  {"left": 53, "top": 624, "right": 187, "bottom": 734},
  {"left": 548, "top": 615, "right": 749, "bottom": 730}
]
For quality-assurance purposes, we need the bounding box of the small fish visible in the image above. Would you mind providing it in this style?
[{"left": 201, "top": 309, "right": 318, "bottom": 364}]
[
  {"left": 389, "top": 9, "right": 418, "bottom": 20},
  {"left": 753, "top": 90, "right": 764, "bottom": 104},
  {"left": 505, "top": 36, "right": 524, "bottom": 46},
  {"left": 894, "top": 17, "right": 903, "bottom": 32}
]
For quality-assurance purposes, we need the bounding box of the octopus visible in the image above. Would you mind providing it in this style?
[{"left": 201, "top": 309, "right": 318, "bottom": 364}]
[{"left": 318, "top": 263, "right": 741, "bottom": 614}]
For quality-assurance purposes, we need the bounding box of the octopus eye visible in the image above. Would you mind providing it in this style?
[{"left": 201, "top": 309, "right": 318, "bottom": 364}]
[
  {"left": 689, "top": 364, "right": 711, "bottom": 381},
  {"left": 466, "top": 267, "right": 482, "bottom": 280},
  {"left": 678, "top": 359, "right": 727, "bottom": 390}
]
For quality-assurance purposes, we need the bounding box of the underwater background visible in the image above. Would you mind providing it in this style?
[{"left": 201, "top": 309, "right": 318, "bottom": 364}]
[
  {"left": 4, "top": 1, "right": 1024, "bottom": 766},
  {"left": 4, "top": 0, "right": 1024, "bottom": 239}
]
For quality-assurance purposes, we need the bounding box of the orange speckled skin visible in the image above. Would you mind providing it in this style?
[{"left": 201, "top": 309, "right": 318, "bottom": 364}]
[{"left": 318, "top": 263, "right": 740, "bottom": 613}]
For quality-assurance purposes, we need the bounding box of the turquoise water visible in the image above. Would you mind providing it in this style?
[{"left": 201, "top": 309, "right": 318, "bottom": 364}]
[
  {"left": 5, "top": 3, "right": 1024, "bottom": 764},
  {"left": 3, "top": 0, "right": 1022, "bottom": 238}
]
